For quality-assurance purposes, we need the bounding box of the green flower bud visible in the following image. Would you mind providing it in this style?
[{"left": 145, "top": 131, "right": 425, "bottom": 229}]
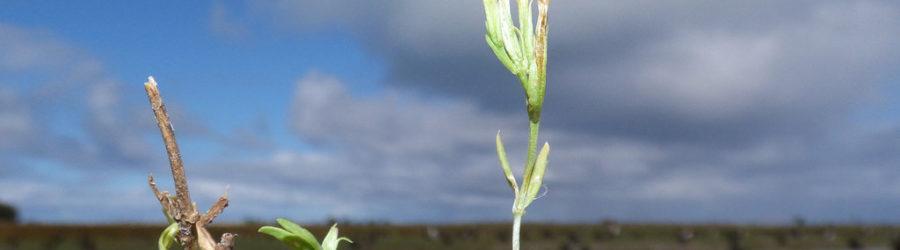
[{"left": 483, "top": 0, "right": 550, "bottom": 123}]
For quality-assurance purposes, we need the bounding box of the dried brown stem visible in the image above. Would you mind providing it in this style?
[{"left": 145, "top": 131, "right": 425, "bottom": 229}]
[
  {"left": 200, "top": 189, "right": 229, "bottom": 226},
  {"left": 144, "top": 76, "right": 234, "bottom": 250},
  {"left": 144, "top": 77, "right": 193, "bottom": 211},
  {"left": 148, "top": 174, "right": 177, "bottom": 219},
  {"left": 215, "top": 233, "right": 236, "bottom": 250}
]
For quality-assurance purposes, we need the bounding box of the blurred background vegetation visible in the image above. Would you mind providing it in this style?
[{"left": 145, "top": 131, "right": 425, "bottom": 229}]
[
  {"left": 0, "top": 202, "right": 16, "bottom": 224},
  {"left": 3, "top": 220, "right": 900, "bottom": 250}
]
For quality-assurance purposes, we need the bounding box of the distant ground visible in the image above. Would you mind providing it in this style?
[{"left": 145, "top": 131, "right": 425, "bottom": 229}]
[{"left": 1, "top": 223, "right": 899, "bottom": 249}]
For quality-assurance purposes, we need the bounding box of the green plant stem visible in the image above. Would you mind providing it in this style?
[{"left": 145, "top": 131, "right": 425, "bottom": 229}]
[
  {"left": 523, "top": 120, "right": 541, "bottom": 186},
  {"left": 513, "top": 120, "right": 539, "bottom": 250},
  {"left": 512, "top": 212, "right": 523, "bottom": 250}
]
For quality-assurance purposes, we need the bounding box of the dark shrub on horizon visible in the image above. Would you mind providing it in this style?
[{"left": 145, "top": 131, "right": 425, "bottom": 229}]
[{"left": 0, "top": 202, "right": 15, "bottom": 223}]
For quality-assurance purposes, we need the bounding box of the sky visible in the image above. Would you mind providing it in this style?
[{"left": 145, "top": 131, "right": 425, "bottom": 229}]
[{"left": 1, "top": 0, "right": 899, "bottom": 224}]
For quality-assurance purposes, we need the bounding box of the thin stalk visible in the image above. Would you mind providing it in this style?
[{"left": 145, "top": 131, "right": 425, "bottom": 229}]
[
  {"left": 522, "top": 120, "right": 541, "bottom": 190},
  {"left": 514, "top": 120, "right": 539, "bottom": 249},
  {"left": 145, "top": 79, "right": 193, "bottom": 211},
  {"left": 145, "top": 78, "right": 198, "bottom": 250},
  {"left": 512, "top": 212, "right": 523, "bottom": 250},
  {"left": 528, "top": 121, "right": 540, "bottom": 166}
]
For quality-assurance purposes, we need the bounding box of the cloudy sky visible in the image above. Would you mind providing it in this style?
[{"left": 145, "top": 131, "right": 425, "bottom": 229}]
[{"left": 1, "top": 0, "right": 900, "bottom": 224}]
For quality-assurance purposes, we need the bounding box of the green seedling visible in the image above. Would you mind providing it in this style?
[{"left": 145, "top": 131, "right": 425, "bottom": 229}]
[
  {"left": 258, "top": 218, "right": 352, "bottom": 250},
  {"left": 159, "top": 222, "right": 178, "bottom": 250},
  {"left": 483, "top": 0, "right": 552, "bottom": 249}
]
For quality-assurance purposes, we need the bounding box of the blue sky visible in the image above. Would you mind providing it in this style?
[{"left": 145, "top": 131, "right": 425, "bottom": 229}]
[
  {"left": 1, "top": 1, "right": 900, "bottom": 224},
  {"left": 0, "top": 0, "right": 384, "bottom": 150}
]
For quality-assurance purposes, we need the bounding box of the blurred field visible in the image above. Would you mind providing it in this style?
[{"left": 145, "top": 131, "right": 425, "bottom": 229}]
[{"left": 2, "top": 222, "right": 900, "bottom": 250}]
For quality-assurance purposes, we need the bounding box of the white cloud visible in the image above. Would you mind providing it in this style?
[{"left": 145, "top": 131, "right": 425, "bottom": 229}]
[
  {"left": 0, "top": 23, "right": 168, "bottom": 222},
  {"left": 281, "top": 71, "right": 523, "bottom": 220},
  {"left": 289, "top": 71, "right": 518, "bottom": 157},
  {"left": 634, "top": 30, "right": 780, "bottom": 119},
  {"left": 637, "top": 171, "right": 753, "bottom": 200},
  {"left": 0, "top": 24, "right": 78, "bottom": 70},
  {"left": 0, "top": 88, "right": 36, "bottom": 149}
]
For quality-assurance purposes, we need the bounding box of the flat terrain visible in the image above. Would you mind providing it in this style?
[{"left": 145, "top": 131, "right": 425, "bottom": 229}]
[{"left": 1, "top": 223, "right": 898, "bottom": 249}]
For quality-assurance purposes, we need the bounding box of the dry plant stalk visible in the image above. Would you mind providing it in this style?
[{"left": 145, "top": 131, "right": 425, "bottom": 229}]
[{"left": 144, "top": 76, "right": 235, "bottom": 250}]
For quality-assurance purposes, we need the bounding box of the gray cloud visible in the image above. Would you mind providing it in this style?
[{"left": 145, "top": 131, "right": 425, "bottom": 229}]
[
  {"left": 283, "top": 71, "right": 521, "bottom": 222},
  {"left": 252, "top": 1, "right": 900, "bottom": 143},
  {"left": 3, "top": 0, "right": 900, "bottom": 224},
  {"left": 240, "top": 1, "right": 900, "bottom": 222},
  {"left": 140, "top": 68, "right": 894, "bottom": 223}
]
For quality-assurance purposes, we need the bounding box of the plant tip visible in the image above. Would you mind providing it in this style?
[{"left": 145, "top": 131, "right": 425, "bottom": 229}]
[{"left": 145, "top": 76, "right": 158, "bottom": 87}]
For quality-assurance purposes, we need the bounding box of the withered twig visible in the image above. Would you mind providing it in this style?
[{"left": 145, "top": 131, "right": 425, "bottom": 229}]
[
  {"left": 148, "top": 174, "right": 177, "bottom": 219},
  {"left": 197, "top": 190, "right": 231, "bottom": 250},
  {"left": 215, "top": 233, "right": 236, "bottom": 250},
  {"left": 200, "top": 189, "right": 230, "bottom": 226},
  {"left": 144, "top": 76, "right": 234, "bottom": 250},
  {"left": 144, "top": 77, "right": 193, "bottom": 212}
]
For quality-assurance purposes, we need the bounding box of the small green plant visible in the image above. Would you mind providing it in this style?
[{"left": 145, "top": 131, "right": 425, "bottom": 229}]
[
  {"left": 258, "top": 218, "right": 352, "bottom": 250},
  {"left": 482, "top": 0, "right": 552, "bottom": 249},
  {"left": 159, "top": 222, "right": 178, "bottom": 250}
]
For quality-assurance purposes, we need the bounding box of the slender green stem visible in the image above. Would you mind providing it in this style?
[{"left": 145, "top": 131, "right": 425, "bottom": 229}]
[
  {"left": 522, "top": 120, "right": 541, "bottom": 187},
  {"left": 513, "top": 120, "right": 539, "bottom": 250},
  {"left": 512, "top": 212, "right": 523, "bottom": 250},
  {"left": 528, "top": 121, "right": 540, "bottom": 163}
]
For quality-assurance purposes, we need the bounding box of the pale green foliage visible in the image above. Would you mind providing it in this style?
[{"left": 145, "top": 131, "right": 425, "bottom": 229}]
[
  {"left": 483, "top": 0, "right": 549, "bottom": 122},
  {"left": 158, "top": 222, "right": 178, "bottom": 250},
  {"left": 496, "top": 132, "right": 519, "bottom": 194},
  {"left": 497, "top": 133, "right": 550, "bottom": 214},
  {"left": 157, "top": 208, "right": 178, "bottom": 250},
  {"left": 258, "top": 218, "right": 352, "bottom": 250},
  {"left": 321, "top": 224, "right": 353, "bottom": 250},
  {"left": 522, "top": 142, "right": 550, "bottom": 209}
]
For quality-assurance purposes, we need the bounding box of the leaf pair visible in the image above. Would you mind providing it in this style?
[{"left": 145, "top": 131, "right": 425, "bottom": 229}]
[
  {"left": 496, "top": 131, "right": 550, "bottom": 214},
  {"left": 258, "top": 218, "right": 352, "bottom": 250}
]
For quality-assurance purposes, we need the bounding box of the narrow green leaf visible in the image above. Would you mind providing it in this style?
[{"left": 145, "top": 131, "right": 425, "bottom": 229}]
[
  {"left": 483, "top": 0, "right": 499, "bottom": 40},
  {"left": 496, "top": 131, "right": 518, "bottom": 193},
  {"left": 158, "top": 222, "right": 178, "bottom": 250},
  {"left": 276, "top": 218, "right": 322, "bottom": 250},
  {"left": 500, "top": 23, "right": 524, "bottom": 70},
  {"left": 321, "top": 223, "right": 352, "bottom": 250},
  {"left": 524, "top": 142, "right": 549, "bottom": 207},
  {"left": 515, "top": 0, "right": 534, "bottom": 67},
  {"left": 258, "top": 226, "right": 294, "bottom": 241},
  {"left": 259, "top": 226, "right": 313, "bottom": 250},
  {"left": 486, "top": 35, "right": 517, "bottom": 74}
]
